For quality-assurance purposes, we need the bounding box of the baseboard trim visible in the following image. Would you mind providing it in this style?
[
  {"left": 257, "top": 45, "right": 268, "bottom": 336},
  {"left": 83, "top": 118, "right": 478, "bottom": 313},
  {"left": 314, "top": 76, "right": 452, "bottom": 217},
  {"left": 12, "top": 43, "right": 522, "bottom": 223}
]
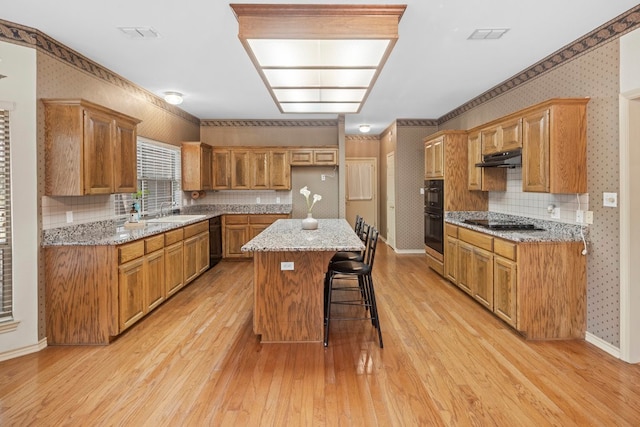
[
  {"left": 395, "top": 249, "right": 427, "bottom": 254},
  {"left": 0, "top": 338, "right": 48, "bottom": 362},
  {"left": 585, "top": 332, "right": 621, "bottom": 359}
]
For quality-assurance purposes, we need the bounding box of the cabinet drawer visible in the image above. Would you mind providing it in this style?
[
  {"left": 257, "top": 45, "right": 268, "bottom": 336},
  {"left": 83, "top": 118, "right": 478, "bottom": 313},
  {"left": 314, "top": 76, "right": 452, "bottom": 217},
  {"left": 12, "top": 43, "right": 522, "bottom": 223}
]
[
  {"left": 445, "top": 224, "right": 458, "bottom": 238},
  {"left": 119, "top": 240, "right": 145, "bottom": 264},
  {"left": 290, "top": 150, "right": 313, "bottom": 165},
  {"left": 184, "top": 220, "right": 209, "bottom": 238},
  {"left": 459, "top": 227, "right": 493, "bottom": 252},
  {"left": 494, "top": 238, "right": 517, "bottom": 261},
  {"left": 224, "top": 214, "right": 249, "bottom": 225},
  {"left": 314, "top": 149, "right": 337, "bottom": 165},
  {"left": 145, "top": 234, "right": 165, "bottom": 254},
  {"left": 165, "top": 228, "right": 184, "bottom": 246}
]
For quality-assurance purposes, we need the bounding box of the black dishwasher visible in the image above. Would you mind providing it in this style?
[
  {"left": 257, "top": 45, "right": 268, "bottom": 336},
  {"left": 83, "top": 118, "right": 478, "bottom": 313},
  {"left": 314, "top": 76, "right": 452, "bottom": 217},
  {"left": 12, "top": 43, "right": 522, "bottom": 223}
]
[{"left": 209, "top": 216, "right": 222, "bottom": 267}]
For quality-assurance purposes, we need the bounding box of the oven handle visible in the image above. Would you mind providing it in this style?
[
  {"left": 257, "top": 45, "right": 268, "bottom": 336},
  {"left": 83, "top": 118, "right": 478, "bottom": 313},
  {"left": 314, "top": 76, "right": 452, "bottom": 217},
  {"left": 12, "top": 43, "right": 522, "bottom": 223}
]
[{"left": 425, "top": 212, "right": 442, "bottom": 219}]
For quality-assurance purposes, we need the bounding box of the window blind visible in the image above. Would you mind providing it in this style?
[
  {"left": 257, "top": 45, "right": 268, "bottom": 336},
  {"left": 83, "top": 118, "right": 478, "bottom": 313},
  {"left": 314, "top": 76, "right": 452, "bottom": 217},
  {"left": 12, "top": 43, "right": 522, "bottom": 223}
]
[
  {"left": 136, "top": 139, "right": 181, "bottom": 215},
  {"left": 0, "top": 109, "right": 13, "bottom": 321}
]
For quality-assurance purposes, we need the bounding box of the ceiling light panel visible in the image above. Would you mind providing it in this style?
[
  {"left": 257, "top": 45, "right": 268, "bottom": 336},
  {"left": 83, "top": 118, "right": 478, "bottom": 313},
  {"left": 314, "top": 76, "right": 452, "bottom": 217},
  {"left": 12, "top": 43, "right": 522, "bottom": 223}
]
[{"left": 230, "top": 4, "right": 406, "bottom": 114}]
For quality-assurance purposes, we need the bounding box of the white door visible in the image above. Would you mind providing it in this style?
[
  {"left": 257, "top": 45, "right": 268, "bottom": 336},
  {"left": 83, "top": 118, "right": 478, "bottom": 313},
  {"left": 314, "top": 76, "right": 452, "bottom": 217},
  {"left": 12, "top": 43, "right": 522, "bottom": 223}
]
[
  {"left": 386, "top": 152, "right": 396, "bottom": 249},
  {"left": 345, "top": 158, "right": 377, "bottom": 229}
]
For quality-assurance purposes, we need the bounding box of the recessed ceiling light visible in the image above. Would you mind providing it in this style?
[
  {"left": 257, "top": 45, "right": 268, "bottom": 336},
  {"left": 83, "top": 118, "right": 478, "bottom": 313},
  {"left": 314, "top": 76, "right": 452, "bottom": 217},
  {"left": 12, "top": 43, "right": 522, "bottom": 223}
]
[
  {"left": 164, "top": 91, "right": 183, "bottom": 105},
  {"left": 118, "top": 27, "right": 160, "bottom": 39},
  {"left": 230, "top": 4, "right": 406, "bottom": 115},
  {"left": 468, "top": 28, "right": 509, "bottom": 40}
]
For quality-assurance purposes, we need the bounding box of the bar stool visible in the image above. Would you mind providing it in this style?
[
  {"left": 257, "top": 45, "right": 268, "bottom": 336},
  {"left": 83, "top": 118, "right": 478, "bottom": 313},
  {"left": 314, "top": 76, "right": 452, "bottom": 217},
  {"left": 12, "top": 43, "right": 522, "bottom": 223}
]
[
  {"left": 330, "top": 216, "right": 366, "bottom": 263},
  {"left": 324, "top": 227, "right": 383, "bottom": 348}
]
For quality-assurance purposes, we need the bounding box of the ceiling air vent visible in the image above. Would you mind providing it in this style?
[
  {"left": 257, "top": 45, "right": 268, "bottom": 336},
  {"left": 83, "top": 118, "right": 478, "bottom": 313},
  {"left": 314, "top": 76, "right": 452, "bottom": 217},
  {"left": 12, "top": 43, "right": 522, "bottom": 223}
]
[
  {"left": 468, "top": 28, "right": 509, "bottom": 40},
  {"left": 118, "top": 27, "right": 160, "bottom": 39}
]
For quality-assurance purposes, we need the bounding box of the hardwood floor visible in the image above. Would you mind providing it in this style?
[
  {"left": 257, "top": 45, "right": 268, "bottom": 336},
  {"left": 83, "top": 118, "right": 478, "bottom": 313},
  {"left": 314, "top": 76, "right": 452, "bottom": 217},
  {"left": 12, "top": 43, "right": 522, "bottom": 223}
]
[{"left": 2, "top": 243, "right": 640, "bottom": 425}]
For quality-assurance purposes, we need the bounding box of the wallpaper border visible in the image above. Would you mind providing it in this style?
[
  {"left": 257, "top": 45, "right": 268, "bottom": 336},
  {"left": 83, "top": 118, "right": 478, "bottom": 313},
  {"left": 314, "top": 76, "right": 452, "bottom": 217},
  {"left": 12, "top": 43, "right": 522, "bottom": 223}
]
[{"left": 201, "top": 119, "right": 338, "bottom": 127}]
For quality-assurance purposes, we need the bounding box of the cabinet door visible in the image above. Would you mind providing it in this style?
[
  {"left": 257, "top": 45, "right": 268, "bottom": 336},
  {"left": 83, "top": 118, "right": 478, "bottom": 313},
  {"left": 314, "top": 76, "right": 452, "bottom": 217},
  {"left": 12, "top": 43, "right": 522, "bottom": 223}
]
[
  {"left": 522, "top": 109, "right": 550, "bottom": 192},
  {"left": 424, "top": 141, "right": 434, "bottom": 179},
  {"left": 196, "top": 232, "right": 210, "bottom": 274},
  {"left": 165, "top": 241, "right": 184, "bottom": 297},
  {"left": 231, "top": 151, "right": 251, "bottom": 189},
  {"left": 251, "top": 150, "right": 270, "bottom": 189},
  {"left": 467, "top": 133, "right": 482, "bottom": 191},
  {"left": 184, "top": 234, "right": 199, "bottom": 284},
  {"left": 432, "top": 137, "right": 444, "bottom": 178},
  {"left": 118, "top": 257, "right": 145, "bottom": 331},
  {"left": 270, "top": 150, "right": 291, "bottom": 190},
  {"left": 212, "top": 149, "right": 231, "bottom": 189},
  {"left": 481, "top": 127, "right": 500, "bottom": 155},
  {"left": 200, "top": 144, "right": 213, "bottom": 190},
  {"left": 494, "top": 256, "right": 517, "bottom": 327},
  {"left": 224, "top": 225, "right": 249, "bottom": 258},
  {"left": 113, "top": 119, "right": 137, "bottom": 194},
  {"left": 146, "top": 249, "right": 165, "bottom": 311},
  {"left": 444, "top": 236, "right": 458, "bottom": 284},
  {"left": 457, "top": 241, "right": 474, "bottom": 295},
  {"left": 84, "top": 109, "right": 114, "bottom": 194},
  {"left": 500, "top": 118, "right": 522, "bottom": 152},
  {"left": 472, "top": 247, "right": 494, "bottom": 310}
]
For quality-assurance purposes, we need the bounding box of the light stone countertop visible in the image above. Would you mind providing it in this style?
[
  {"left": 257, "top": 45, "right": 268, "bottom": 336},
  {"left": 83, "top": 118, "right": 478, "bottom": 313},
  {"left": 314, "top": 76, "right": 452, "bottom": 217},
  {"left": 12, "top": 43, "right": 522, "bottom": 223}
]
[
  {"left": 241, "top": 218, "right": 365, "bottom": 252},
  {"left": 42, "top": 204, "right": 291, "bottom": 247},
  {"left": 445, "top": 211, "right": 588, "bottom": 243}
]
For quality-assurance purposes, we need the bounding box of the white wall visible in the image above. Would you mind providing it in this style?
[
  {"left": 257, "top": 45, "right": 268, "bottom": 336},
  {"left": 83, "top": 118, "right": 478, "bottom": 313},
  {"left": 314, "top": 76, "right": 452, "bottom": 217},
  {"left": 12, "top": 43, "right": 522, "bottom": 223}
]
[
  {"left": 0, "top": 41, "right": 41, "bottom": 359},
  {"left": 620, "top": 29, "right": 640, "bottom": 93}
]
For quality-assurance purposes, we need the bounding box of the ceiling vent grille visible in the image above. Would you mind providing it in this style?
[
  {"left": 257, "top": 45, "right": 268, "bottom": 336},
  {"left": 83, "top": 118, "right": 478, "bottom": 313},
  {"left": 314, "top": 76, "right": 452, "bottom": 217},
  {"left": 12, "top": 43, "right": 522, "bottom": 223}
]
[
  {"left": 118, "top": 27, "right": 160, "bottom": 39},
  {"left": 468, "top": 28, "right": 509, "bottom": 40}
]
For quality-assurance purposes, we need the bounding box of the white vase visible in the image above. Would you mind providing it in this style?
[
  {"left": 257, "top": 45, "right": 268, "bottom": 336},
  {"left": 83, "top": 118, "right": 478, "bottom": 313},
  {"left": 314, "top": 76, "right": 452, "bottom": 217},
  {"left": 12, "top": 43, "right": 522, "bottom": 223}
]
[{"left": 302, "top": 212, "right": 318, "bottom": 230}]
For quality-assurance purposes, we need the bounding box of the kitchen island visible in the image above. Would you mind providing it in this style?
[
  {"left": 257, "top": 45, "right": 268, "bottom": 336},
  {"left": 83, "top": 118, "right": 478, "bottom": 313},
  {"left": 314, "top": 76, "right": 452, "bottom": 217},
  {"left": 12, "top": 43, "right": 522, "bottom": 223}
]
[{"left": 242, "top": 218, "right": 364, "bottom": 343}]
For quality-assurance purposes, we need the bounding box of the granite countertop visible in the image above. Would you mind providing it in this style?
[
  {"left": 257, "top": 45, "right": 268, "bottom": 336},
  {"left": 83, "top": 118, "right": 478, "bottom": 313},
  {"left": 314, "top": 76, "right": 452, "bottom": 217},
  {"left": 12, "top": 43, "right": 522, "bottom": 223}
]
[
  {"left": 241, "top": 218, "right": 365, "bottom": 252},
  {"left": 445, "top": 211, "right": 588, "bottom": 243},
  {"left": 42, "top": 204, "right": 292, "bottom": 247}
]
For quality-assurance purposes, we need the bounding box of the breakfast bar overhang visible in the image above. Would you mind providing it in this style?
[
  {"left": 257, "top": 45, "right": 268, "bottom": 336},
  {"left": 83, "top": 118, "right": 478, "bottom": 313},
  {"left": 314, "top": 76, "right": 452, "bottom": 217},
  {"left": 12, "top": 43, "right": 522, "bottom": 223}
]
[{"left": 242, "top": 219, "right": 364, "bottom": 343}]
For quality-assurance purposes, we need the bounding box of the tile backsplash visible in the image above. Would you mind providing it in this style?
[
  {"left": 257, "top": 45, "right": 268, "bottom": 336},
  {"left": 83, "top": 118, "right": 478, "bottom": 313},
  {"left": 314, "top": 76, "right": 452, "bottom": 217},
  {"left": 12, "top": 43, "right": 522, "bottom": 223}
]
[
  {"left": 42, "top": 190, "right": 294, "bottom": 230},
  {"left": 489, "top": 167, "right": 589, "bottom": 223}
]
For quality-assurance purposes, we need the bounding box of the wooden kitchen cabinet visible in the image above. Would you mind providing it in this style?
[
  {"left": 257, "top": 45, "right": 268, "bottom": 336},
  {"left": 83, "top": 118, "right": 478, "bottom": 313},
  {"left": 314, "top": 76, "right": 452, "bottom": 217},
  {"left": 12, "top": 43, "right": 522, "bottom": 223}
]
[
  {"left": 251, "top": 149, "right": 270, "bottom": 189},
  {"left": 290, "top": 147, "right": 338, "bottom": 166},
  {"left": 223, "top": 214, "right": 289, "bottom": 258},
  {"left": 182, "top": 142, "right": 213, "bottom": 191},
  {"left": 424, "top": 136, "right": 444, "bottom": 179},
  {"left": 212, "top": 149, "right": 231, "bottom": 189},
  {"left": 183, "top": 221, "right": 210, "bottom": 284},
  {"left": 45, "top": 221, "right": 211, "bottom": 345},
  {"left": 43, "top": 99, "right": 140, "bottom": 196},
  {"left": 443, "top": 223, "right": 586, "bottom": 339},
  {"left": 231, "top": 150, "right": 251, "bottom": 189},
  {"left": 481, "top": 117, "right": 522, "bottom": 155},
  {"left": 521, "top": 100, "right": 588, "bottom": 193},
  {"left": 270, "top": 150, "right": 291, "bottom": 189},
  {"left": 467, "top": 132, "right": 506, "bottom": 191}
]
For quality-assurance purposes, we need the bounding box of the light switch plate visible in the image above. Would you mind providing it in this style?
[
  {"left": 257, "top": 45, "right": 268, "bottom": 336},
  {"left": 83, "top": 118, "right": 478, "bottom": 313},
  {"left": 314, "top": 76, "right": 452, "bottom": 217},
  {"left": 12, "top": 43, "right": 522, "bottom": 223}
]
[{"left": 603, "top": 192, "right": 617, "bottom": 207}]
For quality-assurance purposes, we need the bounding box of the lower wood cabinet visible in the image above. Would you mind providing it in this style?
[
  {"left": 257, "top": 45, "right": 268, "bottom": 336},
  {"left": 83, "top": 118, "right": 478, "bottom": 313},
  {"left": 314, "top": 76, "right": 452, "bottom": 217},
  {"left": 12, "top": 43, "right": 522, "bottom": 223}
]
[
  {"left": 444, "top": 223, "right": 585, "bottom": 339},
  {"left": 45, "top": 220, "right": 211, "bottom": 345},
  {"left": 223, "top": 214, "right": 289, "bottom": 258}
]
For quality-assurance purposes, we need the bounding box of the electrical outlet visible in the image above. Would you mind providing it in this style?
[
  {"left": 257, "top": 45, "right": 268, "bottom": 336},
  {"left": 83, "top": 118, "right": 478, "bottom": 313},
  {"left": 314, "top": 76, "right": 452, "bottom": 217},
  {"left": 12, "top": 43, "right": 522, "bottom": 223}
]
[
  {"left": 576, "top": 210, "right": 584, "bottom": 223},
  {"left": 551, "top": 207, "right": 560, "bottom": 219},
  {"left": 256, "top": 197, "right": 261, "bottom": 204},
  {"left": 321, "top": 174, "right": 326, "bottom": 181},
  {"left": 276, "top": 197, "right": 280, "bottom": 204},
  {"left": 603, "top": 192, "right": 617, "bottom": 207},
  {"left": 66, "top": 211, "right": 73, "bottom": 223},
  {"left": 280, "top": 261, "right": 294, "bottom": 271},
  {"left": 420, "top": 187, "right": 425, "bottom": 195},
  {"left": 585, "top": 211, "right": 594, "bottom": 224}
]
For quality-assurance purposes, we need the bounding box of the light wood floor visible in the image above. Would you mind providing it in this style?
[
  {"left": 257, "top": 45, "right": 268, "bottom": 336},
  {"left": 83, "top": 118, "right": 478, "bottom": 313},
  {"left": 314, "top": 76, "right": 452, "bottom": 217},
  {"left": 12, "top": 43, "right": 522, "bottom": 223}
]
[{"left": 2, "top": 243, "right": 640, "bottom": 426}]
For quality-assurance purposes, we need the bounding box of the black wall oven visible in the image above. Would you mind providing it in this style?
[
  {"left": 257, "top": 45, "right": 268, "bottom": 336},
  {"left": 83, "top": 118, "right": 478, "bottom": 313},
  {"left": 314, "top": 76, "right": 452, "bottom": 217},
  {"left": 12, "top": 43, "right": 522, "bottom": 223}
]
[{"left": 424, "top": 179, "right": 444, "bottom": 254}]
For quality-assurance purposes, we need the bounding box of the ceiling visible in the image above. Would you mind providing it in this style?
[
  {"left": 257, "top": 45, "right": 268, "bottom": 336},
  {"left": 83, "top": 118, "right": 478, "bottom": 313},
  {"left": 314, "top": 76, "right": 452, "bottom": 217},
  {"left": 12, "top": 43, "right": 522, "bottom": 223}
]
[{"left": 1, "top": 1, "right": 638, "bottom": 135}]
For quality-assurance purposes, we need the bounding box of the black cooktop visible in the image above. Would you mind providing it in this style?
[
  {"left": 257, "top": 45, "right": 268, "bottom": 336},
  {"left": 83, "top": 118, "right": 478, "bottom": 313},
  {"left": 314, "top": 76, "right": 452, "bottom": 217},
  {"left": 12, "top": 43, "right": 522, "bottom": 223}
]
[{"left": 464, "top": 219, "right": 540, "bottom": 230}]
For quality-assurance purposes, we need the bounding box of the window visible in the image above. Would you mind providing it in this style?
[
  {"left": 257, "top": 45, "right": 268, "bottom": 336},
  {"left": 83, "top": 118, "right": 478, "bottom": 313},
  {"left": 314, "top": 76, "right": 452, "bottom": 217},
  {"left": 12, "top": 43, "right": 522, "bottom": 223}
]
[
  {"left": 0, "top": 109, "right": 12, "bottom": 321},
  {"left": 115, "top": 138, "right": 181, "bottom": 217}
]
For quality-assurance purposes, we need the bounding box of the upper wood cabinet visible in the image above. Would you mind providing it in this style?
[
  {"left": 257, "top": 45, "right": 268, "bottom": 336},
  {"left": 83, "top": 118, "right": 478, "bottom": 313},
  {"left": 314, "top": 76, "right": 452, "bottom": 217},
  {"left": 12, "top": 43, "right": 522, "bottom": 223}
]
[
  {"left": 231, "top": 150, "right": 251, "bottom": 190},
  {"left": 212, "top": 149, "right": 231, "bottom": 189},
  {"left": 43, "top": 99, "right": 140, "bottom": 196},
  {"left": 290, "top": 147, "right": 338, "bottom": 166},
  {"left": 181, "top": 142, "right": 213, "bottom": 191},
  {"left": 481, "top": 117, "right": 522, "bottom": 155},
  {"left": 269, "top": 150, "right": 291, "bottom": 189},
  {"left": 424, "top": 136, "right": 444, "bottom": 179},
  {"left": 521, "top": 100, "right": 588, "bottom": 193},
  {"left": 468, "top": 132, "right": 506, "bottom": 192}
]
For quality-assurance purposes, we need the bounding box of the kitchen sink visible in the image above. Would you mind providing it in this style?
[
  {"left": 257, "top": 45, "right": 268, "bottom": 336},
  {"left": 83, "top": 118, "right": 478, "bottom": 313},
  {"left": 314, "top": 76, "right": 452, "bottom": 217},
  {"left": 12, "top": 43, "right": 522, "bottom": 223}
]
[{"left": 146, "top": 214, "right": 207, "bottom": 224}]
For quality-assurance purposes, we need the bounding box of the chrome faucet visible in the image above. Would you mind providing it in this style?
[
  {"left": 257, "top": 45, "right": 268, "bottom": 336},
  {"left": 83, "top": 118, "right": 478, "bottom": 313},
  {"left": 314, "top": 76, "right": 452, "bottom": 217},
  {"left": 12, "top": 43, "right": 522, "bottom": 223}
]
[{"left": 160, "top": 201, "right": 173, "bottom": 217}]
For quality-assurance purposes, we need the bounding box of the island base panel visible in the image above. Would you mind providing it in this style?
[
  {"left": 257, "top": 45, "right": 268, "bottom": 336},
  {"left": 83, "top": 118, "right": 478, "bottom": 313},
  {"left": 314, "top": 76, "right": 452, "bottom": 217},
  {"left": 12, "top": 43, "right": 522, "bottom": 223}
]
[{"left": 253, "top": 251, "right": 334, "bottom": 342}]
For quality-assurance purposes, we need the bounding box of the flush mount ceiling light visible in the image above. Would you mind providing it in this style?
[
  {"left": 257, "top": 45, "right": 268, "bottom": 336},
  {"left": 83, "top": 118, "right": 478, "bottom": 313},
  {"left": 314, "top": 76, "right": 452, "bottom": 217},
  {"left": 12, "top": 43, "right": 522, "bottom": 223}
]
[
  {"left": 359, "top": 124, "right": 371, "bottom": 133},
  {"left": 163, "top": 91, "right": 183, "bottom": 105},
  {"left": 468, "top": 28, "right": 510, "bottom": 40},
  {"left": 230, "top": 4, "right": 406, "bottom": 114}
]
